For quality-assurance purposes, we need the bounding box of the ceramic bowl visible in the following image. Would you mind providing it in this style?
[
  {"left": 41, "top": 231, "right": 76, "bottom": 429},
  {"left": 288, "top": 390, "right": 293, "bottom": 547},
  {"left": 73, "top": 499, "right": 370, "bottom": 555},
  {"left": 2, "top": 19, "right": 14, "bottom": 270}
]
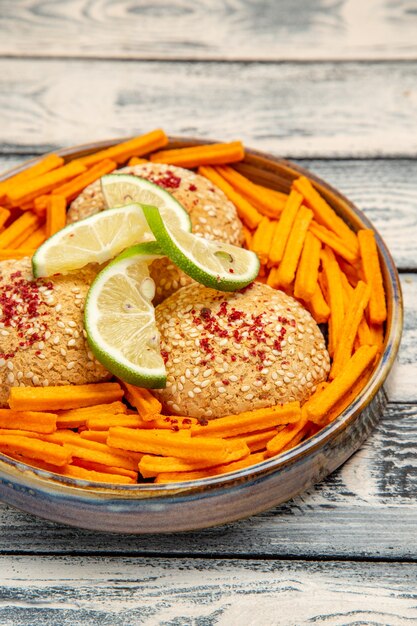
[{"left": 0, "top": 137, "right": 403, "bottom": 533}]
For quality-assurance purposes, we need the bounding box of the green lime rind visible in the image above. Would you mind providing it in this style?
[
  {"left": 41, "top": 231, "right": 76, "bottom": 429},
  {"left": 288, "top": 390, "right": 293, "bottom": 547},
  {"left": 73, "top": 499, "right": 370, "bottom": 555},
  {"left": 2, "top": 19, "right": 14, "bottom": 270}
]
[
  {"left": 141, "top": 204, "right": 260, "bottom": 292},
  {"left": 101, "top": 173, "right": 192, "bottom": 232},
  {"left": 84, "top": 242, "right": 166, "bottom": 389}
]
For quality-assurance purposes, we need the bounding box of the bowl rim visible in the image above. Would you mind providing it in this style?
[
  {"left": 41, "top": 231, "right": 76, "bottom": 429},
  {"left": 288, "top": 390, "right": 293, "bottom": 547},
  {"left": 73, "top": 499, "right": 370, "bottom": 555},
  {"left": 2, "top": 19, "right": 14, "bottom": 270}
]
[{"left": 0, "top": 136, "right": 403, "bottom": 496}]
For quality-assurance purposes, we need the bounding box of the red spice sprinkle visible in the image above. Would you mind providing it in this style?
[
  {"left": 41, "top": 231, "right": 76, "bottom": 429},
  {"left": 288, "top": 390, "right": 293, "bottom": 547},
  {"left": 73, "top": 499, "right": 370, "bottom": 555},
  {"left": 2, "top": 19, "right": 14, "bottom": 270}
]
[
  {"left": 172, "top": 425, "right": 180, "bottom": 432},
  {"left": 188, "top": 184, "right": 197, "bottom": 191},
  {"left": 147, "top": 170, "right": 181, "bottom": 189},
  {"left": 161, "top": 350, "right": 169, "bottom": 364},
  {"left": 0, "top": 273, "right": 54, "bottom": 359}
]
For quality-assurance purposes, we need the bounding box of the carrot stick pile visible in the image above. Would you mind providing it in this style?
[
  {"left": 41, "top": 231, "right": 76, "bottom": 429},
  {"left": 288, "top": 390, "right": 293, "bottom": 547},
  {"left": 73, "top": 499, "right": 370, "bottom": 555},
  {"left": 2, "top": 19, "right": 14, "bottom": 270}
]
[{"left": 0, "top": 130, "right": 388, "bottom": 484}]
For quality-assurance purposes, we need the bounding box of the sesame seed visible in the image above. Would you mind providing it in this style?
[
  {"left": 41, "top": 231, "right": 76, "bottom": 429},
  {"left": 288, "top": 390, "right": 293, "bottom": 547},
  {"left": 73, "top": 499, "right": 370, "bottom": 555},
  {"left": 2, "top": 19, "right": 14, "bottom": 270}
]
[
  {"left": 17, "top": 371, "right": 23, "bottom": 380},
  {"left": 1, "top": 330, "right": 9, "bottom": 336},
  {"left": 241, "top": 385, "right": 250, "bottom": 392},
  {"left": 193, "top": 387, "right": 202, "bottom": 394},
  {"left": 7, "top": 372, "right": 14, "bottom": 383},
  {"left": 43, "top": 379, "right": 50, "bottom": 387},
  {"left": 55, "top": 304, "right": 62, "bottom": 312},
  {"left": 0, "top": 359, "right": 5, "bottom": 368},
  {"left": 229, "top": 375, "right": 238, "bottom": 382},
  {"left": 57, "top": 321, "right": 65, "bottom": 329},
  {"left": 32, "top": 375, "right": 40, "bottom": 385},
  {"left": 67, "top": 362, "right": 75, "bottom": 370},
  {"left": 53, "top": 336, "right": 60, "bottom": 345},
  {"left": 67, "top": 339, "right": 76, "bottom": 347},
  {"left": 244, "top": 393, "right": 254, "bottom": 400},
  {"left": 60, "top": 348, "right": 67, "bottom": 356},
  {"left": 68, "top": 321, "right": 77, "bottom": 328},
  {"left": 200, "top": 379, "right": 211, "bottom": 388},
  {"left": 25, "top": 371, "right": 33, "bottom": 378},
  {"left": 6, "top": 362, "right": 13, "bottom": 371},
  {"left": 218, "top": 387, "right": 226, "bottom": 393},
  {"left": 203, "top": 369, "right": 212, "bottom": 378},
  {"left": 187, "top": 390, "right": 195, "bottom": 399}
]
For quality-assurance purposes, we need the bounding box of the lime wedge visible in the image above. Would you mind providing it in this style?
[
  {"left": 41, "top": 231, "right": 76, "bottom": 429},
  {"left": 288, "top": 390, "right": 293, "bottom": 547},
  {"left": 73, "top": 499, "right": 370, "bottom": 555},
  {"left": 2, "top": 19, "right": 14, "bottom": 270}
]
[
  {"left": 32, "top": 203, "right": 153, "bottom": 278},
  {"left": 101, "top": 173, "right": 191, "bottom": 232},
  {"left": 84, "top": 241, "right": 167, "bottom": 388},
  {"left": 141, "top": 204, "right": 260, "bottom": 291}
]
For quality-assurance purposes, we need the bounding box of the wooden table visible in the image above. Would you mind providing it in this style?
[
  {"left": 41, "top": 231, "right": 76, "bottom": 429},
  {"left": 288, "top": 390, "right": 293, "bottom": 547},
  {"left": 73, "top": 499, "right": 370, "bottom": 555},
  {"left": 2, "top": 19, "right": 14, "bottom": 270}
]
[{"left": 0, "top": 1, "right": 416, "bottom": 623}]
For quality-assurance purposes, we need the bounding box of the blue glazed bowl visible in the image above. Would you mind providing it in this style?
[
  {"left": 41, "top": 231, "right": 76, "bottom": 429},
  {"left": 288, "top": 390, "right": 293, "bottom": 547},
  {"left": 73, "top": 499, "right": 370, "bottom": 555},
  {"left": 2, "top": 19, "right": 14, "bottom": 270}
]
[{"left": 0, "top": 138, "right": 403, "bottom": 533}]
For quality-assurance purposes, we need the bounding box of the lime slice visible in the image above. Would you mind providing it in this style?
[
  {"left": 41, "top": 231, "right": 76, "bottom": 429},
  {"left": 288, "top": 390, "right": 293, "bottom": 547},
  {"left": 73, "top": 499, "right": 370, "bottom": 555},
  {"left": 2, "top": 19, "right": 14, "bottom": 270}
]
[
  {"left": 141, "top": 204, "right": 260, "bottom": 291},
  {"left": 32, "top": 203, "right": 153, "bottom": 278},
  {"left": 101, "top": 173, "right": 191, "bottom": 232},
  {"left": 84, "top": 241, "right": 167, "bottom": 388}
]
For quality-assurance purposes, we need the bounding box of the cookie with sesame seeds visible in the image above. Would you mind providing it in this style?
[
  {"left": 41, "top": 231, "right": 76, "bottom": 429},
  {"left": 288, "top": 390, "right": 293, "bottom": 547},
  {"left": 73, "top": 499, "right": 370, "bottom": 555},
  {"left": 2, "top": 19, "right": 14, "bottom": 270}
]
[
  {"left": 67, "top": 163, "right": 244, "bottom": 303},
  {"left": 153, "top": 282, "right": 330, "bottom": 419},
  {"left": 0, "top": 258, "right": 110, "bottom": 407}
]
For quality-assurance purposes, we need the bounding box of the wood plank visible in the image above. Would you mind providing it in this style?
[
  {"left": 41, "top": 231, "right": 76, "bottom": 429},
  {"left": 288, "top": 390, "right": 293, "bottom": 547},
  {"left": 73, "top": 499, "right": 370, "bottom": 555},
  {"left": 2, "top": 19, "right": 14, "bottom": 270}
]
[
  {"left": 1, "top": 0, "right": 417, "bottom": 61},
  {"left": 0, "top": 60, "right": 416, "bottom": 158},
  {"left": 2, "top": 155, "right": 416, "bottom": 269},
  {"left": 0, "top": 556, "right": 416, "bottom": 625},
  {"left": 0, "top": 402, "right": 415, "bottom": 559}
]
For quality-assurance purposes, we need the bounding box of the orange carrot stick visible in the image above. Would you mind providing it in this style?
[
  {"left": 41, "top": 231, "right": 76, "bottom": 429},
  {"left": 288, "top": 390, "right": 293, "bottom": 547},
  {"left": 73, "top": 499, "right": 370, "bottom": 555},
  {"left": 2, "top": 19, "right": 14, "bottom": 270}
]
[
  {"left": 52, "top": 158, "right": 116, "bottom": 202},
  {"left": 121, "top": 383, "right": 162, "bottom": 421},
  {"left": 78, "top": 129, "right": 168, "bottom": 167},
  {"left": 0, "top": 409, "right": 57, "bottom": 434},
  {"left": 79, "top": 430, "right": 109, "bottom": 444},
  {"left": 198, "top": 165, "right": 262, "bottom": 229},
  {"left": 139, "top": 443, "right": 250, "bottom": 478},
  {"left": 150, "top": 142, "right": 244, "bottom": 168},
  {"left": 0, "top": 249, "right": 36, "bottom": 260},
  {"left": 0, "top": 207, "right": 11, "bottom": 229},
  {"left": 227, "top": 428, "right": 282, "bottom": 453},
  {"left": 18, "top": 225, "right": 46, "bottom": 250},
  {"left": 369, "top": 324, "right": 384, "bottom": 351},
  {"left": 269, "top": 206, "right": 313, "bottom": 288},
  {"left": 191, "top": 402, "right": 301, "bottom": 438},
  {"left": 293, "top": 231, "right": 321, "bottom": 301},
  {"left": 309, "top": 220, "right": 358, "bottom": 263},
  {"left": 266, "top": 419, "right": 308, "bottom": 457},
  {"left": 86, "top": 414, "right": 142, "bottom": 431},
  {"left": 42, "top": 432, "right": 140, "bottom": 471},
  {"left": 107, "top": 427, "right": 249, "bottom": 464},
  {"left": 63, "top": 465, "right": 136, "bottom": 484},
  {"left": 268, "top": 190, "right": 303, "bottom": 266},
  {"left": 7, "top": 161, "right": 87, "bottom": 206},
  {"left": 306, "top": 282, "right": 330, "bottom": 324},
  {"left": 71, "top": 458, "right": 138, "bottom": 480},
  {"left": 214, "top": 165, "right": 287, "bottom": 218},
  {"left": 56, "top": 401, "right": 128, "bottom": 429},
  {"left": 0, "top": 154, "right": 64, "bottom": 202},
  {"left": 154, "top": 452, "right": 266, "bottom": 483},
  {"left": 0, "top": 212, "right": 40, "bottom": 249},
  {"left": 8, "top": 382, "right": 124, "bottom": 412},
  {"left": 128, "top": 157, "right": 148, "bottom": 166},
  {"left": 0, "top": 435, "right": 72, "bottom": 467},
  {"left": 46, "top": 194, "right": 67, "bottom": 237},
  {"left": 358, "top": 229, "right": 387, "bottom": 324},
  {"left": 305, "top": 345, "right": 378, "bottom": 424},
  {"left": 242, "top": 225, "right": 253, "bottom": 248},
  {"left": 292, "top": 176, "right": 359, "bottom": 253},
  {"left": 320, "top": 246, "right": 345, "bottom": 355},
  {"left": 330, "top": 281, "right": 371, "bottom": 379},
  {"left": 250, "top": 216, "right": 277, "bottom": 265}
]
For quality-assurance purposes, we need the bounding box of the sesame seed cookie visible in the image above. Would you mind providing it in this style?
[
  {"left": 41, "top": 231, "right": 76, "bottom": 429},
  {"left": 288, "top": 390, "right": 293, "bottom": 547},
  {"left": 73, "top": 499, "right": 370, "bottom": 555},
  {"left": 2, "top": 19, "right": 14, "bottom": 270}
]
[
  {"left": 154, "top": 282, "right": 330, "bottom": 419},
  {"left": 0, "top": 258, "right": 110, "bottom": 407},
  {"left": 67, "top": 163, "right": 244, "bottom": 303}
]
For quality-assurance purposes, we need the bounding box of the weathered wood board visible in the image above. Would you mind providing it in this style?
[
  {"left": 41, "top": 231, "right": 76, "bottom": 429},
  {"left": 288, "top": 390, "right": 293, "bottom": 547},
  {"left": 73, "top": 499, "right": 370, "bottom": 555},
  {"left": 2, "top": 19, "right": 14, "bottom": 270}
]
[
  {"left": 1, "top": 0, "right": 417, "bottom": 61},
  {"left": 0, "top": 60, "right": 416, "bottom": 157},
  {"left": 0, "top": 556, "right": 416, "bottom": 625}
]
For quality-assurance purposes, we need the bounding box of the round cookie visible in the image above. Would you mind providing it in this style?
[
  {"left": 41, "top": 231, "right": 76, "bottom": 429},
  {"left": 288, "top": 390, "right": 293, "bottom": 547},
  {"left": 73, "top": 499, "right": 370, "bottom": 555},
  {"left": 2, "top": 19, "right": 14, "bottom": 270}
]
[
  {"left": 154, "top": 282, "right": 330, "bottom": 419},
  {"left": 0, "top": 258, "right": 110, "bottom": 407},
  {"left": 67, "top": 163, "right": 244, "bottom": 303}
]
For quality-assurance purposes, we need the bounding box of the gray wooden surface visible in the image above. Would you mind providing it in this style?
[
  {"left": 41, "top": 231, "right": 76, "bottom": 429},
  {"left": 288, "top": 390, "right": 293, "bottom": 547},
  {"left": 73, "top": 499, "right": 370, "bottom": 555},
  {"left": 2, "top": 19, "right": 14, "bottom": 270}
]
[{"left": 0, "top": 1, "right": 416, "bottom": 624}]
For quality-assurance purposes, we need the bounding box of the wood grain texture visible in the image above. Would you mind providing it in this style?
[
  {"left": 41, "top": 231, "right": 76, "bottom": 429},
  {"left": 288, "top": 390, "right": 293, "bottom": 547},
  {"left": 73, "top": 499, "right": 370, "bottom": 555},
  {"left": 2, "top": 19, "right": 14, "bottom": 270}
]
[
  {"left": 0, "top": 556, "right": 416, "bottom": 625},
  {"left": 1, "top": 0, "right": 417, "bottom": 61},
  {"left": 0, "top": 60, "right": 416, "bottom": 158},
  {"left": 1, "top": 154, "right": 417, "bottom": 270},
  {"left": 0, "top": 402, "right": 415, "bottom": 558}
]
